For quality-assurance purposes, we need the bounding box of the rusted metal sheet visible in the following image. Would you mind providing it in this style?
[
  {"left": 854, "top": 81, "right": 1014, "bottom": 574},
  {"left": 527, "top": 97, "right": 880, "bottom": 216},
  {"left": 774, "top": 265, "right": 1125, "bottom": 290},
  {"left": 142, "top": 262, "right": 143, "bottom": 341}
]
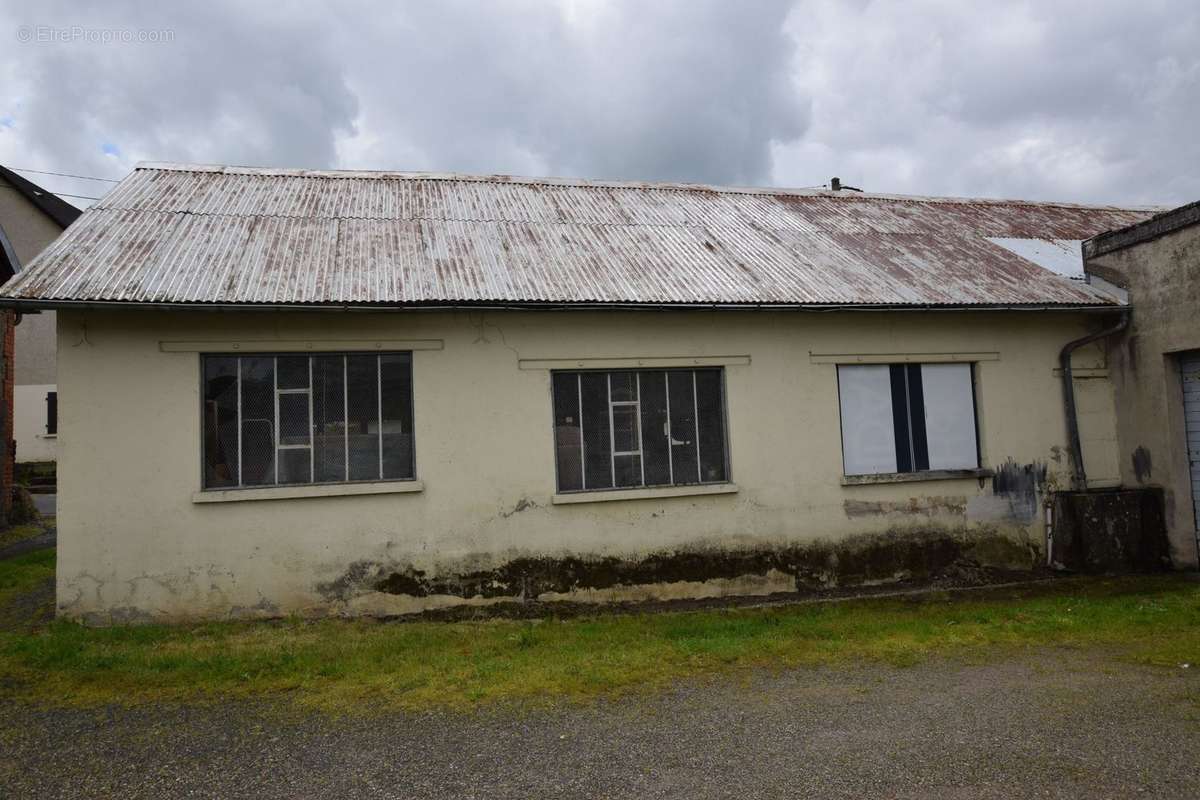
[{"left": 0, "top": 163, "right": 1156, "bottom": 307}]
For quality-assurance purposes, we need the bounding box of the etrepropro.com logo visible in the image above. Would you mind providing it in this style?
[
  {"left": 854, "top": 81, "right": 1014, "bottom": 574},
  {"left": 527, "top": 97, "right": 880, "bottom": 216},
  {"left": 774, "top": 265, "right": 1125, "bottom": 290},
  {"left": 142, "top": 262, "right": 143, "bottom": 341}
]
[{"left": 16, "top": 25, "right": 175, "bottom": 44}]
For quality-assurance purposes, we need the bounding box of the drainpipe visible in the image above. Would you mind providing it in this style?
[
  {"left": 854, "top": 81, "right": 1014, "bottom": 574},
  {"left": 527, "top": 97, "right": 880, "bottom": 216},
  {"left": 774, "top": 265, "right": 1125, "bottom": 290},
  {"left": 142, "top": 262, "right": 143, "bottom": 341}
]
[{"left": 1059, "top": 309, "right": 1130, "bottom": 491}]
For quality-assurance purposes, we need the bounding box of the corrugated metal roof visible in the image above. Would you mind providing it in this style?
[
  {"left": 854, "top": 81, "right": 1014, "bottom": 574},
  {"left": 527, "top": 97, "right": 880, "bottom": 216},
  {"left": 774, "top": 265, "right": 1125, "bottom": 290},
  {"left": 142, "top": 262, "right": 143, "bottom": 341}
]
[{"left": 0, "top": 163, "right": 1155, "bottom": 308}]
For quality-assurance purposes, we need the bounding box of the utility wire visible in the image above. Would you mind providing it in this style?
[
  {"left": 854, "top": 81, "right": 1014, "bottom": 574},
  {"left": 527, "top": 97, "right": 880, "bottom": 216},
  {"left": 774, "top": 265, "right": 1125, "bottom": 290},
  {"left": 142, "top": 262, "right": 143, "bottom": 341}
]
[
  {"left": 7, "top": 166, "right": 120, "bottom": 183},
  {"left": 0, "top": 184, "right": 100, "bottom": 201}
]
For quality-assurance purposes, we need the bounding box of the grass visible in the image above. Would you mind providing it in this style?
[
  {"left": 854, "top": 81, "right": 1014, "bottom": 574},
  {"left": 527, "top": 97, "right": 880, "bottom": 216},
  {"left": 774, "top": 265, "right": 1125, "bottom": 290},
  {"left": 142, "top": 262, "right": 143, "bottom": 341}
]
[
  {"left": 0, "top": 523, "right": 48, "bottom": 550},
  {"left": 0, "top": 549, "right": 55, "bottom": 610},
  {"left": 0, "top": 551, "right": 1198, "bottom": 713}
]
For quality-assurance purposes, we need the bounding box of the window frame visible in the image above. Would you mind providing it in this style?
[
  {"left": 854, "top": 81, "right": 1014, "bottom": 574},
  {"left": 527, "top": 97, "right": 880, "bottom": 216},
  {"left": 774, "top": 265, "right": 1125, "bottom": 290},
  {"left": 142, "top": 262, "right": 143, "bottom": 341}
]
[
  {"left": 198, "top": 350, "right": 417, "bottom": 492},
  {"left": 550, "top": 366, "right": 733, "bottom": 494},
  {"left": 836, "top": 361, "right": 982, "bottom": 478}
]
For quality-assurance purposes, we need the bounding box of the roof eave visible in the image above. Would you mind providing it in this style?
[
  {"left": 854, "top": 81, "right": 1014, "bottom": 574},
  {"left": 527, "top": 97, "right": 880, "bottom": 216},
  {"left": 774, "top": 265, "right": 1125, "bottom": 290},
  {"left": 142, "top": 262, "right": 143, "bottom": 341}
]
[{"left": 0, "top": 297, "right": 1126, "bottom": 314}]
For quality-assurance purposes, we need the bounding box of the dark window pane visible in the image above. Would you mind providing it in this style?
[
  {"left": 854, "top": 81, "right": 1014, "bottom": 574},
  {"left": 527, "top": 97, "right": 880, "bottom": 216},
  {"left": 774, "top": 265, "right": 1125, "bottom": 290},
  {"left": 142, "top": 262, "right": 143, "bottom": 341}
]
[
  {"left": 380, "top": 354, "right": 414, "bottom": 480},
  {"left": 612, "top": 405, "right": 639, "bottom": 453},
  {"left": 312, "top": 355, "right": 347, "bottom": 483},
  {"left": 203, "top": 356, "right": 239, "bottom": 488},
  {"left": 278, "top": 393, "right": 310, "bottom": 445},
  {"left": 278, "top": 448, "right": 311, "bottom": 485},
  {"left": 695, "top": 369, "right": 727, "bottom": 483},
  {"left": 346, "top": 355, "right": 380, "bottom": 481},
  {"left": 580, "top": 372, "right": 612, "bottom": 489},
  {"left": 905, "top": 364, "right": 930, "bottom": 471},
  {"left": 639, "top": 371, "right": 671, "bottom": 486},
  {"left": 240, "top": 356, "right": 276, "bottom": 486},
  {"left": 614, "top": 454, "right": 641, "bottom": 487},
  {"left": 889, "top": 364, "right": 913, "bottom": 473},
  {"left": 609, "top": 371, "right": 636, "bottom": 402},
  {"left": 552, "top": 372, "right": 583, "bottom": 491},
  {"left": 667, "top": 371, "right": 699, "bottom": 484},
  {"left": 277, "top": 356, "right": 309, "bottom": 390}
]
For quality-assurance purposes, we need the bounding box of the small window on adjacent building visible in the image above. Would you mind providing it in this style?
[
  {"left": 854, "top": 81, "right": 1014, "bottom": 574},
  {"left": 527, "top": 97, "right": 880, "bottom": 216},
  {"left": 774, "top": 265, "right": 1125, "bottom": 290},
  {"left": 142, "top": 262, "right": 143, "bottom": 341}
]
[
  {"left": 45, "top": 391, "right": 57, "bottom": 435},
  {"left": 201, "top": 353, "right": 414, "bottom": 490},
  {"left": 551, "top": 368, "right": 729, "bottom": 493},
  {"left": 837, "top": 363, "right": 979, "bottom": 476}
]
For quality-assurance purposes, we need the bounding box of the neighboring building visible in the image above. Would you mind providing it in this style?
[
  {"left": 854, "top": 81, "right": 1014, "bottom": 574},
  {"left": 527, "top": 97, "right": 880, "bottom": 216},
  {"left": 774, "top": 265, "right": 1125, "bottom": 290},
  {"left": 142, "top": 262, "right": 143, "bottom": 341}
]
[
  {"left": 0, "top": 163, "right": 1157, "bottom": 623},
  {"left": 1083, "top": 202, "right": 1200, "bottom": 568},
  {"left": 0, "top": 165, "right": 81, "bottom": 466}
]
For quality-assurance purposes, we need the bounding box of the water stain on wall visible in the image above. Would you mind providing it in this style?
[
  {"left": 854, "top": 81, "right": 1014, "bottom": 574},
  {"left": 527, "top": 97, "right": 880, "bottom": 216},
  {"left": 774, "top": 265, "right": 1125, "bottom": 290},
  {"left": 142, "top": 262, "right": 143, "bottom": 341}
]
[
  {"left": 989, "top": 459, "right": 1048, "bottom": 524},
  {"left": 317, "top": 527, "right": 1037, "bottom": 609},
  {"left": 1132, "top": 446, "right": 1153, "bottom": 483}
]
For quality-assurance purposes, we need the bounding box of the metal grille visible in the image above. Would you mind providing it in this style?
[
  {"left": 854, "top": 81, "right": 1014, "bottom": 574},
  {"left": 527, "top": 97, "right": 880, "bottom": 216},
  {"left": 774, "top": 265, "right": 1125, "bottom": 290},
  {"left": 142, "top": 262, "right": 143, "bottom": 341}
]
[
  {"left": 201, "top": 352, "right": 414, "bottom": 490},
  {"left": 552, "top": 368, "right": 729, "bottom": 493}
]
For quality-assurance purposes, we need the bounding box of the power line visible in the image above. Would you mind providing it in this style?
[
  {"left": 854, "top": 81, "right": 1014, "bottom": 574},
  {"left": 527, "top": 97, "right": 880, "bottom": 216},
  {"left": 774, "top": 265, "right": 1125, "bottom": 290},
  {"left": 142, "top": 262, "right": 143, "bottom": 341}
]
[
  {"left": 7, "top": 166, "right": 120, "bottom": 183},
  {"left": 0, "top": 184, "right": 100, "bottom": 201}
]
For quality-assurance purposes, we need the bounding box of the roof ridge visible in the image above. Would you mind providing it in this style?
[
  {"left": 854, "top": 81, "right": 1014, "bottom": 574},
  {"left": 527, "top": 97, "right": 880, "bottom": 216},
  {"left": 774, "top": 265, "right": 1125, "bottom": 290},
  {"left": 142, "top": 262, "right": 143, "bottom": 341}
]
[{"left": 131, "top": 161, "right": 1157, "bottom": 213}]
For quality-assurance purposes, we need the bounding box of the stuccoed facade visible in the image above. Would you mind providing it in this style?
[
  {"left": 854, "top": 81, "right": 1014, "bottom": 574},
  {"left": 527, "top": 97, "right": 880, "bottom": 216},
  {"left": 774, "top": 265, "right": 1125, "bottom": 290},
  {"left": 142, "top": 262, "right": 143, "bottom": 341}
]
[
  {"left": 1085, "top": 203, "right": 1200, "bottom": 567},
  {"left": 56, "top": 308, "right": 1117, "bottom": 623}
]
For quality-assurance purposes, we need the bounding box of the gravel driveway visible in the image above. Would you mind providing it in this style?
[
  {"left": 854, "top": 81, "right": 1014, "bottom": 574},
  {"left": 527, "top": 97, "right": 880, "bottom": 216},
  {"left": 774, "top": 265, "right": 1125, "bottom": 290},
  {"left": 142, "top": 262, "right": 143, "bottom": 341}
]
[{"left": 1, "top": 649, "right": 1197, "bottom": 799}]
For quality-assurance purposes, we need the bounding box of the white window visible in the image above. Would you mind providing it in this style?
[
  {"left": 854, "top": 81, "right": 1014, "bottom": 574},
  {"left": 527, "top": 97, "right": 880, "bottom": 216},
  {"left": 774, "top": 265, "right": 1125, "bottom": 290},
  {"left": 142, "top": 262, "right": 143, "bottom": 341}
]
[
  {"left": 202, "top": 353, "right": 414, "bottom": 489},
  {"left": 837, "top": 362, "right": 979, "bottom": 476}
]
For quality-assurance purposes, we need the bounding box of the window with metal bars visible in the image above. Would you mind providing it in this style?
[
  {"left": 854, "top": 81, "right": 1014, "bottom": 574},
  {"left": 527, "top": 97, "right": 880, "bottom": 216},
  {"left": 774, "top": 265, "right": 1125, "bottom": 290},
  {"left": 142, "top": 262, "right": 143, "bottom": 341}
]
[
  {"left": 551, "top": 368, "right": 729, "bottom": 492},
  {"left": 837, "top": 362, "right": 980, "bottom": 476},
  {"left": 201, "top": 353, "right": 414, "bottom": 489}
]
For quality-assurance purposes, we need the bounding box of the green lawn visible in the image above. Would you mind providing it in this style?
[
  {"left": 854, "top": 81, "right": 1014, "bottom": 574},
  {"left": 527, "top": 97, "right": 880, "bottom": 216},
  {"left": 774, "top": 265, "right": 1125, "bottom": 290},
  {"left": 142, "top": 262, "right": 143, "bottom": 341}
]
[
  {"left": 0, "top": 549, "right": 55, "bottom": 609},
  {"left": 0, "top": 523, "right": 48, "bottom": 550},
  {"left": 0, "top": 550, "right": 1198, "bottom": 713}
]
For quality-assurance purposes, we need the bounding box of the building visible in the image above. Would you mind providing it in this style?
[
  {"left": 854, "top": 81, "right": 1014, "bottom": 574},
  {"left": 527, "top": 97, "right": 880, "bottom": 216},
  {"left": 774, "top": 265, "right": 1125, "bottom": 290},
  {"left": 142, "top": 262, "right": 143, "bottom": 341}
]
[
  {"left": 1083, "top": 202, "right": 1200, "bottom": 568},
  {"left": 0, "top": 165, "right": 81, "bottom": 467},
  {"left": 0, "top": 163, "right": 1159, "bottom": 623}
]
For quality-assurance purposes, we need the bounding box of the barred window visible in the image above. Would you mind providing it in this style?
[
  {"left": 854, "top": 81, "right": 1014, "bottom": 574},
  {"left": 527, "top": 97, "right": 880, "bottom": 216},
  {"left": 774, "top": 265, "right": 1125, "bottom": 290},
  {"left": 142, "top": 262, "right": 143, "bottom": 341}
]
[
  {"left": 552, "top": 368, "right": 729, "bottom": 492},
  {"left": 202, "top": 353, "right": 414, "bottom": 489},
  {"left": 837, "top": 362, "right": 979, "bottom": 476}
]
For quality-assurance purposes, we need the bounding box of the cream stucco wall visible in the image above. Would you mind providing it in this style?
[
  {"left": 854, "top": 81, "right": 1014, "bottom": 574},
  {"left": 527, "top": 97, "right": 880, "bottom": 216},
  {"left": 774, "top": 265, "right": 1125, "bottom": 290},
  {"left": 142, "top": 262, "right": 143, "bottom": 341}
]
[
  {"left": 1089, "top": 221, "right": 1200, "bottom": 567},
  {"left": 55, "top": 308, "right": 1118, "bottom": 622},
  {"left": 14, "top": 383, "right": 55, "bottom": 463}
]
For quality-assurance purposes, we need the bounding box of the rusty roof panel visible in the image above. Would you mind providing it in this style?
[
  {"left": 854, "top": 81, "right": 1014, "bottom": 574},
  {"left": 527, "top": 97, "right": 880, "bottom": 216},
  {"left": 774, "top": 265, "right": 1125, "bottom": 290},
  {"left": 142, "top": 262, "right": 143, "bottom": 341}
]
[{"left": 0, "top": 163, "right": 1157, "bottom": 307}]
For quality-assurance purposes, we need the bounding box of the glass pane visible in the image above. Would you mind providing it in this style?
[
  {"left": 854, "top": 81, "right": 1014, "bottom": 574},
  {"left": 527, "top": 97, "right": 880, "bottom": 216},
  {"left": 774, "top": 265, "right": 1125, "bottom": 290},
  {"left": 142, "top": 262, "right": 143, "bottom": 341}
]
[
  {"left": 580, "top": 372, "right": 612, "bottom": 489},
  {"left": 240, "top": 356, "right": 276, "bottom": 486},
  {"left": 838, "top": 365, "right": 898, "bottom": 475},
  {"left": 614, "top": 454, "right": 641, "bottom": 488},
  {"left": 277, "top": 356, "right": 309, "bottom": 390},
  {"left": 920, "top": 363, "right": 978, "bottom": 470},
  {"left": 380, "top": 354, "right": 414, "bottom": 480},
  {"left": 695, "top": 369, "right": 727, "bottom": 482},
  {"left": 639, "top": 371, "right": 671, "bottom": 486},
  {"left": 346, "top": 355, "right": 380, "bottom": 481},
  {"left": 552, "top": 372, "right": 583, "bottom": 491},
  {"left": 203, "top": 356, "right": 238, "bottom": 488},
  {"left": 609, "top": 371, "right": 636, "bottom": 402},
  {"left": 312, "top": 355, "right": 347, "bottom": 483},
  {"left": 278, "top": 393, "right": 310, "bottom": 446},
  {"left": 667, "top": 371, "right": 699, "bottom": 484},
  {"left": 277, "top": 448, "right": 311, "bottom": 485},
  {"left": 612, "top": 405, "right": 639, "bottom": 453}
]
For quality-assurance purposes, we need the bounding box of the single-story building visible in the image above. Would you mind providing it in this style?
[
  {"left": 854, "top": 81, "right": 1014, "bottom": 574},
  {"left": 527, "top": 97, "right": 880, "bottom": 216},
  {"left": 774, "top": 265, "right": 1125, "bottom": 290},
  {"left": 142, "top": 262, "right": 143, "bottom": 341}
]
[{"left": 0, "top": 163, "right": 1162, "bottom": 622}]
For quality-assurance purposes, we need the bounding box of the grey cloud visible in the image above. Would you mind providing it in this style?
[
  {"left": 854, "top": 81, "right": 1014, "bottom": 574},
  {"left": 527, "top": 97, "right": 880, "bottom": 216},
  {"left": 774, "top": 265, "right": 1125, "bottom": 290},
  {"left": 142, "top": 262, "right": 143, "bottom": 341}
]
[{"left": 0, "top": 0, "right": 1195, "bottom": 209}]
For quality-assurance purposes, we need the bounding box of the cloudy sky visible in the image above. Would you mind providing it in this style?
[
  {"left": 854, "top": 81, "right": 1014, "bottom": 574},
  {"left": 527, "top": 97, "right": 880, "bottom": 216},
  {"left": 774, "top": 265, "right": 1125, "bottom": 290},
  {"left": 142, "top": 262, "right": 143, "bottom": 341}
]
[{"left": 1, "top": 0, "right": 1196, "bottom": 209}]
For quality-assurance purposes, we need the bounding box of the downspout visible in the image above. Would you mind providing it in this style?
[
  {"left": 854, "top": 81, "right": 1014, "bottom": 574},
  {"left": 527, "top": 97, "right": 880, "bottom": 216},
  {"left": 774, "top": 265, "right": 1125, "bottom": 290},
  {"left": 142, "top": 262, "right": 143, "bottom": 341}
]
[{"left": 1059, "top": 309, "right": 1130, "bottom": 491}]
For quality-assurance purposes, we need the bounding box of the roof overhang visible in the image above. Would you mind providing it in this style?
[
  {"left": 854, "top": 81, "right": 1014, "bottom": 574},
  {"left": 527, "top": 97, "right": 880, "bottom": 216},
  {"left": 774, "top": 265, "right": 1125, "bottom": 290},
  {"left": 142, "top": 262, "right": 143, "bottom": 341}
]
[{"left": 0, "top": 297, "right": 1125, "bottom": 314}]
